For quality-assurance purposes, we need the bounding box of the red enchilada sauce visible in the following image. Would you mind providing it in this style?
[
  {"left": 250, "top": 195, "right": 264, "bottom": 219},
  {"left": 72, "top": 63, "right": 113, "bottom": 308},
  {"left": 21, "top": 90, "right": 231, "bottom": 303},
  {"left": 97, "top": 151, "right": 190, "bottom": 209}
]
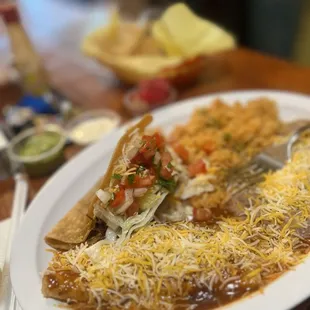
[
  {"left": 177, "top": 280, "right": 259, "bottom": 309},
  {"left": 43, "top": 270, "right": 259, "bottom": 309}
]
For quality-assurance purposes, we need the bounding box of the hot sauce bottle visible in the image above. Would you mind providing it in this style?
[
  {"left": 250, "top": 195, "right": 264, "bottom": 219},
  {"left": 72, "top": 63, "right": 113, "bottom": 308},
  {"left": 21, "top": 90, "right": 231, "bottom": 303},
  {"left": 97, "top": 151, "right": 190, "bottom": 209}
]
[{"left": 0, "top": 4, "right": 49, "bottom": 96}]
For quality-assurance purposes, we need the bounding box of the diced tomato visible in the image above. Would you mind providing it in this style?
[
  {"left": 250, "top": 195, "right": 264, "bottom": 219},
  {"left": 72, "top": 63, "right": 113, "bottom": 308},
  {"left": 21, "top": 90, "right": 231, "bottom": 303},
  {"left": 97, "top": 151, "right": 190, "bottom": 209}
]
[
  {"left": 131, "top": 152, "right": 146, "bottom": 165},
  {"left": 140, "top": 147, "right": 156, "bottom": 161},
  {"left": 160, "top": 167, "right": 172, "bottom": 180},
  {"left": 132, "top": 133, "right": 167, "bottom": 165},
  {"left": 111, "top": 188, "right": 125, "bottom": 208},
  {"left": 161, "top": 151, "right": 172, "bottom": 167},
  {"left": 188, "top": 159, "right": 207, "bottom": 177},
  {"left": 173, "top": 144, "right": 189, "bottom": 163},
  {"left": 203, "top": 141, "right": 215, "bottom": 155},
  {"left": 125, "top": 175, "right": 155, "bottom": 188},
  {"left": 154, "top": 132, "right": 165, "bottom": 149},
  {"left": 140, "top": 135, "right": 157, "bottom": 160},
  {"left": 141, "top": 135, "right": 156, "bottom": 149},
  {"left": 193, "top": 208, "right": 212, "bottom": 222},
  {"left": 148, "top": 166, "right": 156, "bottom": 176},
  {"left": 126, "top": 201, "right": 140, "bottom": 217},
  {"left": 160, "top": 151, "right": 173, "bottom": 180}
]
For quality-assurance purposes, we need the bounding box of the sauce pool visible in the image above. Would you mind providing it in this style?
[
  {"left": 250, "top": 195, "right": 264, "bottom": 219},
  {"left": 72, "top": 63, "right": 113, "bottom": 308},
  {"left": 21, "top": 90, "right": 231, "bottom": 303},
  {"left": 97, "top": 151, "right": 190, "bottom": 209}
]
[{"left": 69, "top": 117, "right": 117, "bottom": 144}]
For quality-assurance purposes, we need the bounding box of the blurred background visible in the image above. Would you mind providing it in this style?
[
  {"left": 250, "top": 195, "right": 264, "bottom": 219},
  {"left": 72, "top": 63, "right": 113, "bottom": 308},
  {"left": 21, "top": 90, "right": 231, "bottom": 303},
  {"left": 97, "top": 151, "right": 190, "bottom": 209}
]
[{"left": 1, "top": 0, "right": 309, "bottom": 65}]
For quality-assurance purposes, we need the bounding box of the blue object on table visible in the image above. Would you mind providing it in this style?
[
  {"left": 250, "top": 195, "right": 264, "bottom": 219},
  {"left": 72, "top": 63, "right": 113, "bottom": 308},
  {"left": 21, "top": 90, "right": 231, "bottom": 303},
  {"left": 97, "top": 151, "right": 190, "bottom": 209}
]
[{"left": 16, "top": 94, "right": 57, "bottom": 114}]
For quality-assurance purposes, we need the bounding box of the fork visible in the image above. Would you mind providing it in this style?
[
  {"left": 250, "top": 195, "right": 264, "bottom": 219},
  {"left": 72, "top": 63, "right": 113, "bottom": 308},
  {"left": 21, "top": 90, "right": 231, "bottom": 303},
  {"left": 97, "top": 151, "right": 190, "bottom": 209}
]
[{"left": 227, "top": 124, "right": 310, "bottom": 196}]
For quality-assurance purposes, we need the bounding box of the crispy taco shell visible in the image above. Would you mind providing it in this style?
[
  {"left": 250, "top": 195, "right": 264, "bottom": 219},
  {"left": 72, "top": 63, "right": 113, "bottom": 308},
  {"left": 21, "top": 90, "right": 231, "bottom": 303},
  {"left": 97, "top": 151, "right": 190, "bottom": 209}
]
[
  {"left": 45, "top": 115, "right": 153, "bottom": 250},
  {"left": 44, "top": 179, "right": 101, "bottom": 251},
  {"left": 88, "top": 114, "right": 153, "bottom": 218}
]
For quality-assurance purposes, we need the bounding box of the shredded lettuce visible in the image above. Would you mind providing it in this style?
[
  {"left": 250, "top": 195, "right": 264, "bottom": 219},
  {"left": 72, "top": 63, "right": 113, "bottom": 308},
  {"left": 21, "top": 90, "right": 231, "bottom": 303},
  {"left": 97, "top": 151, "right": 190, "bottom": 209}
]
[
  {"left": 137, "top": 186, "right": 164, "bottom": 211},
  {"left": 94, "top": 203, "right": 124, "bottom": 231},
  {"left": 117, "top": 188, "right": 168, "bottom": 245},
  {"left": 116, "top": 186, "right": 169, "bottom": 244},
  {"left": 94, "top": 187, "right": 169, "bottom": 244}
]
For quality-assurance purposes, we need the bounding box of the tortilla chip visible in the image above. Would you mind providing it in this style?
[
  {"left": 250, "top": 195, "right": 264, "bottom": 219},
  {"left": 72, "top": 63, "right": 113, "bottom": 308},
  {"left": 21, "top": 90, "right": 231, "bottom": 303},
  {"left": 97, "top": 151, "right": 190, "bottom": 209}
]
[
  {"left": 88, "top": 114, "right": 153, "bottom": 218},
  {"left": 44, "top": 179, "right": 101, "bottom": 250},
  {"left": 152, "top": 3, "right": 236, "bottom": 57}
]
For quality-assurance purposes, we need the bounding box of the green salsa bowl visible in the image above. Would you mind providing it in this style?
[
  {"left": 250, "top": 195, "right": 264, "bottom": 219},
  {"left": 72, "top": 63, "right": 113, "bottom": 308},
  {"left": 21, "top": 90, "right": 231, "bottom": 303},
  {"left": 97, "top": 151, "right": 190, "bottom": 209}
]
[{"left": 7, "top": 127, "right": 66, "bottom": 177}]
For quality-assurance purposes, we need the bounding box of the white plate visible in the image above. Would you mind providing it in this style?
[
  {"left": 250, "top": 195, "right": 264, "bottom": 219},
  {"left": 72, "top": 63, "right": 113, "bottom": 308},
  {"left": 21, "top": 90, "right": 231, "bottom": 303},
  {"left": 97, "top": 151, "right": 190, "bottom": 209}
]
[{"left": 10, "top": 90, "right": 310, "bottom": 310}]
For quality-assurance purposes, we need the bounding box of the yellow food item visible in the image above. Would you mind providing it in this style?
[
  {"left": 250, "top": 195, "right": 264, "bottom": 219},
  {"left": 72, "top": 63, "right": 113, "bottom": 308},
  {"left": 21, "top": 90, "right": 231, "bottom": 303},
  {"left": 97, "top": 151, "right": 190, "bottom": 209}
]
[
  {"left": 82, "top": 11, "right": 184, "bottom": 83},
  {"left": 82, "top": 4, "right": 236, "bottom": 84},
  {"left": 152, "top": 3, "right": 236, "bottom": 57}
]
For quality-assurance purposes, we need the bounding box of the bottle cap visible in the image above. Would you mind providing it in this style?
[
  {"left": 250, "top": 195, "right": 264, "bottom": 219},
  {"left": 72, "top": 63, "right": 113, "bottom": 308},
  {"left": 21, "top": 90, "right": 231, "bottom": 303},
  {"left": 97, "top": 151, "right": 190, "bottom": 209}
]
[{"left": 0, "top": 4, "right": 20, "bottom": 24}]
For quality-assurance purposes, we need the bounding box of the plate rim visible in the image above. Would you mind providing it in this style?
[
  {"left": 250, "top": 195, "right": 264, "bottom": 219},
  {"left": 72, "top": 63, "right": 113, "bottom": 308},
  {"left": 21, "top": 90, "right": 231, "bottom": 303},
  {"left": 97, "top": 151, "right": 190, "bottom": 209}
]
[{"left": 10, "top": 89, "right": 310, "bottom": 310}]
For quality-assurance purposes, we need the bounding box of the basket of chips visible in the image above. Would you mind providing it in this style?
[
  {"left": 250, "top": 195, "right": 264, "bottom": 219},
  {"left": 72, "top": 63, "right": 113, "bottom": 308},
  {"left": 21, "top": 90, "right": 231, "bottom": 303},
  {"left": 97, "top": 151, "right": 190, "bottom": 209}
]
[{"left": 82, "top": 3, "right": 236, "bottom": 86}]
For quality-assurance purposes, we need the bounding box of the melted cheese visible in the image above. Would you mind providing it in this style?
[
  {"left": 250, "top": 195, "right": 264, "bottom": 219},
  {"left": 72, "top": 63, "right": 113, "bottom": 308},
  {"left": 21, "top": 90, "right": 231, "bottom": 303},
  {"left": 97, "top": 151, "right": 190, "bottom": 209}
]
[{"left": 48, "top": 149, "right": 310, "bottom": 309}]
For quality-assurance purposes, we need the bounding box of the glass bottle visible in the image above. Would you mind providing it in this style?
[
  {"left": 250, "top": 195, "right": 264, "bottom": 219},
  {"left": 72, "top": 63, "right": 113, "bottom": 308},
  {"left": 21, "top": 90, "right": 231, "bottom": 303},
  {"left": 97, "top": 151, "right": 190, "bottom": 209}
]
[{"left": 0, "top": 4, "right": 49, "bottom": 96}]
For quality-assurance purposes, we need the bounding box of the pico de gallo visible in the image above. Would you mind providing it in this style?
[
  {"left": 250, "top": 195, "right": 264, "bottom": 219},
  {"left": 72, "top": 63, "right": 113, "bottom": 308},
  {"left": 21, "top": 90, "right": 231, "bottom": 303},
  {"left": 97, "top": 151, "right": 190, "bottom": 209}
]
[{"left": 96, "top": 132, "right": 177, "bottom": 219}]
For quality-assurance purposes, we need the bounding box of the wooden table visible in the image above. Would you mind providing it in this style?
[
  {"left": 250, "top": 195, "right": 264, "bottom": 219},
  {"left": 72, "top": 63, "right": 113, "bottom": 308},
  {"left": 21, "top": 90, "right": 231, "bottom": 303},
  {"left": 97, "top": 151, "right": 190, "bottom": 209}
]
[{"left": 1, "top": 48, "right": 310, "bottom": 310}]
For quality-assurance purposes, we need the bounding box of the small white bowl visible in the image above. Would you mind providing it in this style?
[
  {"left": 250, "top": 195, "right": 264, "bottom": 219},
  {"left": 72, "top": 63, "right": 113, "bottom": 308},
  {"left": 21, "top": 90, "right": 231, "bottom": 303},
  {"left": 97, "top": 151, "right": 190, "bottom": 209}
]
[{"left": 65, "top": 109, "right": 121, "bottom": 146}]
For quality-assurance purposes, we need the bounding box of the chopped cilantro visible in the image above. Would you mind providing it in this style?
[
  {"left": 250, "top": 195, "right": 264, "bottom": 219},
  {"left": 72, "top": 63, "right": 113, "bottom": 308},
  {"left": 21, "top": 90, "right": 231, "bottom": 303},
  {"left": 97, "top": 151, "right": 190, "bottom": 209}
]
[
  {"left": 223, "top": 133, "right": 232, "bottom": 142},
  {"left": 128, "top": 174, "right": 135, "bottom": 184},
  {"left": 167, "top": 162, "right": 173, "bottom": 169},
  {"left": 158, "top": 177, "right": 177, "bottom": 192},
  {"left": 112, "top": 173, "right": 122, "bottom": 180}
]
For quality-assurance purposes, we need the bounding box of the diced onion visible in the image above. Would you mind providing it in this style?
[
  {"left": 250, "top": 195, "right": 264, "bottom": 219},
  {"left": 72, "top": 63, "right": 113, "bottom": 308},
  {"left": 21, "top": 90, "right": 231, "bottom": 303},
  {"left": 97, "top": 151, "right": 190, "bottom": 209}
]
[
  {"left": 134, "top": 188, "right": 148, "bottom": 197},
  {"left": 126, "top": 146, "right": 139, "bottom": 160},
  {"left": 154, "top": 151, "right": 161, "bottom": 165},
  {"left": 105, "top": 228, "right": 118, "bottom": 242},
  {"left": 96, "top": 189, "right": 111, "bottom": 204},
  {"left": 93, "top": 203, "right": 124, "bottom": 231},
  {"left": 115, "top": 189, "right": 134, "bottom": 215},
  {"left": 203, "top": 158, "right": 210, "bottom": 169},
  {"left": 126, "top": 133, "right": 142, "bottom": 160}
]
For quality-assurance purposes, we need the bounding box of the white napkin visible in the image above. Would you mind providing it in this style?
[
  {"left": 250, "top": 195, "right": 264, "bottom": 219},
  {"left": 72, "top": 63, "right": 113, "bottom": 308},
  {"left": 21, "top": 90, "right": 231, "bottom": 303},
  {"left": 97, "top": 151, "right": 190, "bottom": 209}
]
[{"left": 0, "top": 219, "right": 11, "bottom": 272}]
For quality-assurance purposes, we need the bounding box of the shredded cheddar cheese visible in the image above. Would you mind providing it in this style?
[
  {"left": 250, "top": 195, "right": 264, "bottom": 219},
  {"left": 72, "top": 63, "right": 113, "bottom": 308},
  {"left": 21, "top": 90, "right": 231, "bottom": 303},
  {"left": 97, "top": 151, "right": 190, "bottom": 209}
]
[{"left": 48, "top": 149, "right": 310, "bottom": 310}]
